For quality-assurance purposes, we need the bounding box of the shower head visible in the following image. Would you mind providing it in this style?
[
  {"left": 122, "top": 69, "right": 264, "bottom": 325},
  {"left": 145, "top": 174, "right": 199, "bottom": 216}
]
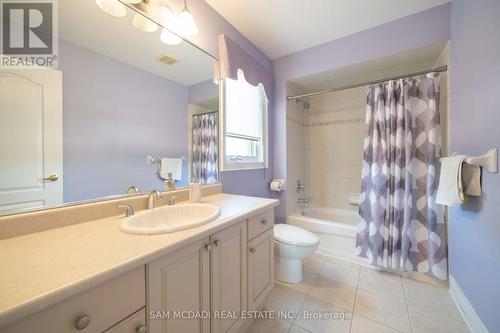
[{"left": 295, "top": 98, "right": 311, "bottom": 110}]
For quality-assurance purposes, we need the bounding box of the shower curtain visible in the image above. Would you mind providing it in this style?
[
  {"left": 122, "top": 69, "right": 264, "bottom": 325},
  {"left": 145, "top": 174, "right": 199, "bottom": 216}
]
[
  {"left": 192, "top": 113, "right": 218, "bottom": 184},
  {"left": 356, "top": 75, "right": 447, "bottom": 280}
]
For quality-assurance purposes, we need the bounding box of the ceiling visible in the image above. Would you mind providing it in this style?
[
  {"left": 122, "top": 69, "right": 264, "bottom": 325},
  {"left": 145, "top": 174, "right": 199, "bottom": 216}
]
[
  {"left": 288, "top": 41, "right": 448, "bottom": 97},
  {"left": 59, "top": 0, "right": 214, "bottom": 86},
  {"left": 205, "top": 0, "right": 449, "bottom": 59}
]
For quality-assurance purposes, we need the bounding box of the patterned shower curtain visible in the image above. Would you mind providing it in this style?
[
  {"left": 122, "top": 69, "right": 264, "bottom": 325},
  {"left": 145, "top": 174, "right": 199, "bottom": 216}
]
[
  {"left": 356, "top": 75, "right": 447, "bottom": 280},
  {"left": 192, "top": 113, "right": 218, "bottom": 184}
]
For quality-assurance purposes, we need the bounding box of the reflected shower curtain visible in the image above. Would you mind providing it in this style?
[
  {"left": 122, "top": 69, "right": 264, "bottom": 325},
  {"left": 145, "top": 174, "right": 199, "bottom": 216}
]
[
  {"left": 192, "top": 113, "right": 218, "bottom": 184},
  {"left": 356, "top": 75, "right": 447, "bottom": 280}
]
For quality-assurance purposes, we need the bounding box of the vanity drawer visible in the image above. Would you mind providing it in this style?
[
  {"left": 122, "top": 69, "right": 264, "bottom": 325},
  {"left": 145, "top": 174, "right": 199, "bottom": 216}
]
[
  {"left": 104, "top": 308, "right": 146, "bottom": 333},
  {"left": 3, "top": 266, "right": 146, "bottom": 333},
  {"left": 247, "top": 209, "right": 274, "bottom": 240}
]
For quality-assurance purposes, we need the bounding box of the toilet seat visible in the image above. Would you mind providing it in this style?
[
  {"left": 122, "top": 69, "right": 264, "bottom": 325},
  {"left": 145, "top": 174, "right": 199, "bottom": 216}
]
[{"left": 274, "top": 224, "right": 319, "bottom": 247}]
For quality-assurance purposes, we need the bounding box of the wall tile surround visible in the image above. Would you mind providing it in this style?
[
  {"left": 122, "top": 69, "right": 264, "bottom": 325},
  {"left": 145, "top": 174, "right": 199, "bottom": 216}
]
[{"left": 305, "top": 87, "right": 366, "bottom": 212}]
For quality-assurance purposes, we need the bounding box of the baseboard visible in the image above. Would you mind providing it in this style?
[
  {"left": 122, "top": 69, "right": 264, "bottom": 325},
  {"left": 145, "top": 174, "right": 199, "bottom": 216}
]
[{"left": 449, "top": 275, "right": 489, "bottom": 333}]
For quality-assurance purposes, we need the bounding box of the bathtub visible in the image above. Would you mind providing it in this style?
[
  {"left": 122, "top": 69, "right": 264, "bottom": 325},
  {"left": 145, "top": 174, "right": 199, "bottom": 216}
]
[{"left": 288, "top": 207, "right": 365, "bottom": 263}]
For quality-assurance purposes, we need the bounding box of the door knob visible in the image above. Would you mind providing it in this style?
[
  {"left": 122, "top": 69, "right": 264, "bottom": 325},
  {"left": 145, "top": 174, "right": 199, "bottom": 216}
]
[
  {"left": 261, "top": 219, "right": 268, "bottom": 225},
  {"left": 41, "top": 174, "right": 59, "bottom": 181},
  {"left": 214, "top": 239, "right": 222, "bottom": 247},
  {"left": 205, "top": 243, "right": 213, "bottom": 252},
  {"left": 249, "top": 247, "right": 256, "bottom": 253}
]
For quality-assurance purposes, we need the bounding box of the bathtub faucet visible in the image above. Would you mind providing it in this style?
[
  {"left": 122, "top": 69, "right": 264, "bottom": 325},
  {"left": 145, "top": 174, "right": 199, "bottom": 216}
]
[
  {"left": 296, "top": 180, "right": 305, "bottom": 193},
  {"left": 297, "top": 198, "right": 309, "bottom": 204}
]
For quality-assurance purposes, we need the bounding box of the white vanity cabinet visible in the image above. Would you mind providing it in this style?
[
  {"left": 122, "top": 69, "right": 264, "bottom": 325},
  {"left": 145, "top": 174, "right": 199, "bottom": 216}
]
[
  {"left": 147, "top": 221, "right": 247, "bottom": 333},
  {"left": 246, "top": 209, "right": 274, "bottom": 311},
  {"left": 147, "top": 237, "right": 211, "bottom": 333},
  {"left": 147, "top": 209, "right": 275, "bottom": 333},
  {"left": 2, "top": 267, "right": 146, "bottom": 333}
]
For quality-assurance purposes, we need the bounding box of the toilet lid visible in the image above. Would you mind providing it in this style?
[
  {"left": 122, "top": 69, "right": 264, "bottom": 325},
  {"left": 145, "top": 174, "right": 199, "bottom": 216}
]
[{"left": 274, "top": 224, "right": 319, "bottom": 247}]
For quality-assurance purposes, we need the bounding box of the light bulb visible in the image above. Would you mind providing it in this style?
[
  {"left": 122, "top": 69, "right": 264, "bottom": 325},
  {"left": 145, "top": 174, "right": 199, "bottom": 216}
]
[
  {"left": 95, "top": 0, "right": 127, "bottom": 17},
  {"left": 171, "top": 9, "right": 198, "bottom": 37},
  {"left": 160, "top": 28, "right": 182, "bottom": 45}
]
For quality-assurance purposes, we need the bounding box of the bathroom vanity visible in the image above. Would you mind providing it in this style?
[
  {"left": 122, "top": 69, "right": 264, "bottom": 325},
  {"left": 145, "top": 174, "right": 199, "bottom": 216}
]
[{"left": 0, "top": 193, "right": 278, "bottom": 333}]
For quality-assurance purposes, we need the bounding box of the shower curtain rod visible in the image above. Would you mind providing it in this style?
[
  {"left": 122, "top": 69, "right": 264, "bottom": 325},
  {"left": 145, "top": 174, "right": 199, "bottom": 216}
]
[{"left": 287, "top": 65, "right": 447, "bottom": 101}]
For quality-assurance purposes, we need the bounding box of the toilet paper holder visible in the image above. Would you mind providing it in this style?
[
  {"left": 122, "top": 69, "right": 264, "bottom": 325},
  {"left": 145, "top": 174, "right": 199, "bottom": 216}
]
[{"left": 464, "top": 148, "right": 498, "bottom": 173}]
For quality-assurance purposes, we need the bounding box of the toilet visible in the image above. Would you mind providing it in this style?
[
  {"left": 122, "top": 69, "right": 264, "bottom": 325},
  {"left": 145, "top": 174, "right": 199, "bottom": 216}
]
[{"left": 274, "top": 224, "right": 320, "bottom": 283}]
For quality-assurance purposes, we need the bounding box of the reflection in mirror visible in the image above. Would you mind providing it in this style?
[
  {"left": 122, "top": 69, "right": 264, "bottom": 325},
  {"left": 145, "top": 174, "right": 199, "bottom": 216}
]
[{"left": 0, "top": 0, "right": 218, "bottom": 215}]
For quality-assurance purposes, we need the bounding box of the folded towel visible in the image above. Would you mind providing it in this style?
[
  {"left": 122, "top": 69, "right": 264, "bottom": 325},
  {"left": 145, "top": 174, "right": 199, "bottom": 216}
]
[
  {"left": 462, "top": 163, "right": 482, "bottom": 196},
  {"left": 436, "top": 155, "right": 467, "bottom": 206},
  {"left": 159, "top": 158, "right": 183, "bottom": 180}
]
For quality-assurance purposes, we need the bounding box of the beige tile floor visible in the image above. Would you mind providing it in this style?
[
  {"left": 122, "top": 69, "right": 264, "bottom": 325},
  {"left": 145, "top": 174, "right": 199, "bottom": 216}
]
[{"left": 246, "top": 254, "right": 469, "bottom": 333}]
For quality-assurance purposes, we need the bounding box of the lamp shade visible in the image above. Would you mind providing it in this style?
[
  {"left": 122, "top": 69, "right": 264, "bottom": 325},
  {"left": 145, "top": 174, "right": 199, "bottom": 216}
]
[
  {"left": 95, "top": 0, "right": 127, "bottom": 17},
  {"left": 171, "top": 9, "right": 198, "bottom": 37},
  {"left": 132, "top": 12, "right": 158, "bottom": 32},
  {"left": 150, "top": 4, "right": 174, "bottom": 24}
]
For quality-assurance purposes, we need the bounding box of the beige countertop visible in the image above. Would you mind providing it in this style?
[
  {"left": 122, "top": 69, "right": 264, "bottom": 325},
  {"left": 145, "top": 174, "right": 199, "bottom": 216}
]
[{"left": 0, "top": 193, "right": 279, "bottom": 327}]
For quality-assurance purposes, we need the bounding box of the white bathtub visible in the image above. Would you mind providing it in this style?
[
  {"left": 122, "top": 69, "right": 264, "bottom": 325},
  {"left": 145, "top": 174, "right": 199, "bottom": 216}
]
[{"left": 288, "top": 207, "right": 365, "bottom": 263}]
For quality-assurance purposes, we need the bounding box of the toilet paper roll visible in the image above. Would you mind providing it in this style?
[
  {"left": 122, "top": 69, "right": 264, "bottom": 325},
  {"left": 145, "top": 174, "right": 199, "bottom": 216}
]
[{"left": 270, "top": 179, "right": 285, "bottom": 192}]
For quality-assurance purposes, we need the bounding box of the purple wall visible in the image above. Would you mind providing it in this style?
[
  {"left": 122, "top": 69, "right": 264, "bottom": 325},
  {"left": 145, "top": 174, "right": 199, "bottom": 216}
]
[
  {"left": 60, "top": 41, "right": 189, "bottom": 202},
  {"left": 272, "top": 4, "right": 451, "bottom": 221},
  {"left": 450, "top": 0, "right": 500, "bottom": 331}
]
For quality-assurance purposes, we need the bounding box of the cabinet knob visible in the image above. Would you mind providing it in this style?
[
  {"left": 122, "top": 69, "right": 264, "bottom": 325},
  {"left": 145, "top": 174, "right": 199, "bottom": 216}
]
[
  {"left": 205, "top": 243, "right": 213, "bottom": 252},
  {"left": 261, "top": 219, "right": 268, "bottom": 225},
  {"left": 214, "top": 239, "right": 222, "bottom": 247},
  {"left": 75, "top": 314, "right": 91, "bottom": 330},
  {"left": 136, "top": 325, "right": 148, "bottom": 333},
  {"left": 249, "top": 247, "right": 256, "bottom": 253}
]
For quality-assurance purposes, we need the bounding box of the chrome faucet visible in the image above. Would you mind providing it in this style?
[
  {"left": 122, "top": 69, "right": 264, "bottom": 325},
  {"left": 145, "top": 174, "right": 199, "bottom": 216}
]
[
  {"left": 118, "top": 204, "right": 134, "bottom": 217},
  {"left": 168, "top": 195, "right": 177, "bottom": 206},
  {"left": 148, "top": 190, "right": 164, "bottom": 209},
  {"left": 127, "top": 186, "right": 141, "bottom": 196}
]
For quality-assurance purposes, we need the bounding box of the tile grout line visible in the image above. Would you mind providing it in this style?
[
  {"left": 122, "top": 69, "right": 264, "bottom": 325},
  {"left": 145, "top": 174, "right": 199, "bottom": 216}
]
[
  {"left": 348, "top": 265, "right": 361, "bottom": 333},
  {"left": 401, "top": 278, "right": 414, "bottom": 333},
  {"left": 287, "top": 258, "right": 325, "bottom": 332}
]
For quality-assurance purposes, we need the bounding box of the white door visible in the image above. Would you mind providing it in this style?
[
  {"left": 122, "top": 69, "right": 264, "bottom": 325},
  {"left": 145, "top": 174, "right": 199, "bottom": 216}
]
[
  {"left": 0, "top": 69, "right": 63, "bottom": 213},
  {"left": 211, "top": 221, "right": 247, "bottom": 333}
]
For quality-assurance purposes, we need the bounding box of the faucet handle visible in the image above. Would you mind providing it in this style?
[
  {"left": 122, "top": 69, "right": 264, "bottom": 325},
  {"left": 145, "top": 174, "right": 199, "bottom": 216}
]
[
  {"left": 168, "top": 195, "right": 177, "bottom": 206},
  {"left": 118, "top": 205, "right": 134, "bottom": 217},
  {"left": 127, "top": 186, "right": 141, "bottom": 196}
]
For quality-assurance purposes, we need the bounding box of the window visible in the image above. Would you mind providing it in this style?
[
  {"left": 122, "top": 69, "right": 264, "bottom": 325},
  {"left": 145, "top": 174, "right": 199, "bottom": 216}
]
[{"left": 222, "top": 69, "right": 268, "bottom": 170}]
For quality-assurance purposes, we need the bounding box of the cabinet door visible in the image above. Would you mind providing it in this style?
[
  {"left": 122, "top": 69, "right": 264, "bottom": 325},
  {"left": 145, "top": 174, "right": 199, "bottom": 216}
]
[
  {"left": 148, "top": 237, "right": 211, "bottom": 333},
  {"left": 211, "top": 221, "right": 247, "bottom": 333},
  {"left": 247, "top": 228, "right": 274, "bottom": 310}
]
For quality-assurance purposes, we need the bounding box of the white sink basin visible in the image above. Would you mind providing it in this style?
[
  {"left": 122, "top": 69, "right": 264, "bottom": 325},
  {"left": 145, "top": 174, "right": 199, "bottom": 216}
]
[{"left": 120, "top": 203, "right": 221, "bottom": 235}]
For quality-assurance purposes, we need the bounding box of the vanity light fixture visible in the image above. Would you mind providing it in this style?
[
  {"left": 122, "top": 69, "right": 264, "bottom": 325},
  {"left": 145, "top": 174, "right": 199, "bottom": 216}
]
[
  {"left": 132, "top": 1, "right": 159, "bottom": 32},
  {"left": 95, "top": 0, "right": 127, "bottom": 17},
  {"left": 171, "top": 0, "right": 198, "bottom": 37},
  {"left": 96, "top": 0, "right": 198, "bottom": 45}
]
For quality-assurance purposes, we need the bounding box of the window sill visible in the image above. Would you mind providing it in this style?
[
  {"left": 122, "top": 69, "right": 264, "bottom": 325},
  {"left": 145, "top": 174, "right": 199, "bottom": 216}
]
[{"left": 222, "top": 162, "right": 267, "bottom": 172}]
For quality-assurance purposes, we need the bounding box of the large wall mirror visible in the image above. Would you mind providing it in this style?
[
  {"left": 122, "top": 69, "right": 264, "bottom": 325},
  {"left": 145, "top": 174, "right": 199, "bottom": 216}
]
[{"left": 0, "top": 0, "right": 219, "bottom": 215}]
